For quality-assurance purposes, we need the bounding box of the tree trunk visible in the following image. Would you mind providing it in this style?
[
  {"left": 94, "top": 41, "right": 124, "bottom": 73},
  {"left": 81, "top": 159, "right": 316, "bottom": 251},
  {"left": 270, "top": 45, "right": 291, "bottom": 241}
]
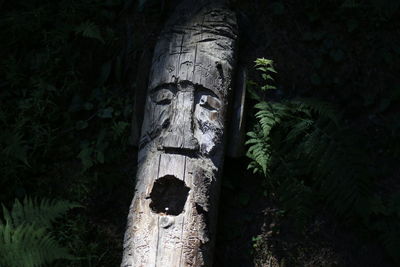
[{"left": 121, "top": 0, "right": 238, "bottom": 266}]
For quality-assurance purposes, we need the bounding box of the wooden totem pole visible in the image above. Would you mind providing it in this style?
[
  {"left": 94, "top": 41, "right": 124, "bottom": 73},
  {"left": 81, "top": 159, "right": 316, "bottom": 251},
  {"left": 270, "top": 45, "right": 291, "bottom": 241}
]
[{"left": 122, "top": 0, "right": 238, "bottom": 266}]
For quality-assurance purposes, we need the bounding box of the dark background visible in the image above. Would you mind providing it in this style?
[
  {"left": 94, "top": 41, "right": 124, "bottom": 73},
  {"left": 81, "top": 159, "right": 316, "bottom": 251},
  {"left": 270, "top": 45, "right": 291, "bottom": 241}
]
[{"left": 0, "top": 0, "right": 399, "bottom": 266}]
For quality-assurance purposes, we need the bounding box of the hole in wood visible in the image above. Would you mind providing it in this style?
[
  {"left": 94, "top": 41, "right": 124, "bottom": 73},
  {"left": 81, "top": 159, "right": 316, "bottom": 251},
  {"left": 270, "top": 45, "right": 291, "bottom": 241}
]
[{"left": 149, "top": 175, "right": 190, "bottom": 216}]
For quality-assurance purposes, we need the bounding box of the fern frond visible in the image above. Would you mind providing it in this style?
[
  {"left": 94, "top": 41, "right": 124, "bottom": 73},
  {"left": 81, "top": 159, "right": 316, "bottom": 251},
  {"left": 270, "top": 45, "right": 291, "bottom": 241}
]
[
  {"left": 247, "top": 56, "right": 400, "bottom": 262},
  {"left": 285, "top": 119, "right": 314, "bottom": 141},
  {"left": 254, "top": 102, "right": 288, "bottom": 136},
  {"left": 1, "top": 130, "right": 29, "bottom": 166},
  {"left": 0, "top": 197, "right": 79, "bottom": 267},
  {"left": 0, "top": 222, "right": 73, "bottom": 267},
  {"left": 278, "top": 177, "right": 314, "bottom": 229},
  {"left": 341, "top": 0, "right": 360, "bottom": 8},
  {"left": 246, "top": 130, "right": 271, "bottom": 176},
  {"left": 293, "top": 98, "right": 340, "bottom": 125},
  {"left": 75, "top": 21, "right": 104, "bottom": 43},
  {"left": 2, "top": 197, "right": 81, "bottom": 228}
]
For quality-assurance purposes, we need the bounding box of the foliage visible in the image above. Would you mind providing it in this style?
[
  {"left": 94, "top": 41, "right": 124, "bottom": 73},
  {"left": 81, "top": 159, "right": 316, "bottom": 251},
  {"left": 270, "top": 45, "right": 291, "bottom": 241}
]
[
  {"left": 0, "top": 197, "right": 79, "bottom": 267},
  {"left": 0, "top": 0, "right": 142, "bottom": 265},
  {"left": 0, "top": 0, "right": 133, "bottom": 180},
  {"left": 247, "top": 58, "right": 400, "bottom": 263}
]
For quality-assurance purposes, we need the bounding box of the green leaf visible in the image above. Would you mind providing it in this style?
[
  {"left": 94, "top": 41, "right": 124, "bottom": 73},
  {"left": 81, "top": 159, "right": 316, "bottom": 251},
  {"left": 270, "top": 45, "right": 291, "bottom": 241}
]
[
  {"left": 255, "top": 58, "right": 274, "bottom": 67},
  {"left": 307, "top": 10, "right": 320, "bottom": 22},
  {"left": 98, "top": 61, "right": 112, "bottom": 86},
  {"left": 310, "top": 73, "right": 321, "bottom": 85},
  {"left": 347, "top": 19, "right": 359, "bottom": 32},
  {"left": 341, "top": 0, "right": 360, "bottom": 8},
  {"left": 330, "top": 49, "right": 345, "bottom": 62},
  {"left": 112, "top": 121, "right": 129, "bottom": 139},
  {"left": 0, "top": 198, "right": 78, "bottom": 267},
  {"left": 3, "top": 198, "right": 81, "bottom": 228},
  {"left": 84, "top": 102, "right": 94, "bottom": 110},
  {"left": 75, "top": 120, "right": 88, "bottom": 130},
  {"left": 271, "top": 2, "right": 285, "bottom": 15},
  {"left": 261, "top": 85, "right": 277, "bottom": 91},
  {"left": 303, "top": 32, "right": 314, "bottom": 41},
  {"left": 138, "top": 0, "right": 148, "bottom": 11},
  {"left": 96, "top": 151, "right": 105, "bottom": 164},
  {"left": 77, "top": 147, "right": 93, "bottom": 169},
  {"left": 98, "top": 107, "right": 114, "bottom": 118},
  {"left": 75, "top": 21, "right": 104, "bottom": 43},
  {"left": 237, "top": 192, "right": 250, "bottom": 206},
  {"left": 2, "top": 131, "right": 29, "bottom": 167}
]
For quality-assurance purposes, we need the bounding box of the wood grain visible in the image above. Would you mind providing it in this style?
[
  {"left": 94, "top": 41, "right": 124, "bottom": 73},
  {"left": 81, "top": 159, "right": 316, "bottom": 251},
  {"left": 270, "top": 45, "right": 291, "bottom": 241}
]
[{"left": 122, "top": 0, "right": 237, "bottom": 266}]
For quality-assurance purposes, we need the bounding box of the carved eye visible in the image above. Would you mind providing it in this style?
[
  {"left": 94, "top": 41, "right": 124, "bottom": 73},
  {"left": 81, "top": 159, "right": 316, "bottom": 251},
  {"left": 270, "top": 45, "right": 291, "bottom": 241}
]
[
  {"left": 199, "top": 95, "right": 221, "bottom": 110},
  {"left": 151, "top": 88, "right": 174, "bottom": 105}
]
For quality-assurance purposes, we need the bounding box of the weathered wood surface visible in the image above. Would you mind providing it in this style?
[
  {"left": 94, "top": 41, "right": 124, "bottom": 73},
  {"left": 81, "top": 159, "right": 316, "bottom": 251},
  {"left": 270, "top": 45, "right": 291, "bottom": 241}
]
[{"left": 121, "top": 0, "right": 238, "bottom": 266}]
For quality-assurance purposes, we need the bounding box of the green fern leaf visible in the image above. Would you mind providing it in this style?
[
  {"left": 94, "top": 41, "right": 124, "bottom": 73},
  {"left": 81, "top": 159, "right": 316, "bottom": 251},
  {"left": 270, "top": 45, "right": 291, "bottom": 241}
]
[
  {"left": 75, "top": 21, "right": 104, "bottom": 43},
  {"left": 3, "top": 197, "right": 81, "bottom": 228},
  {"left": 1, "top": 130, "right": 29, "bottom": 166},
  {"left": 0, "top": 223, "right": 73, "bottom": 267},
  {"left": 0, "top": 197, "right": 79, "bottom": 267}
]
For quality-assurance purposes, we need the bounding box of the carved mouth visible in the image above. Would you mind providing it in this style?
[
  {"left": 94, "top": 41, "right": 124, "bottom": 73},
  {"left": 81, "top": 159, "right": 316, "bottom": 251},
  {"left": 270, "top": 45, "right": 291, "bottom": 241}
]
[{"left": 149, "top": 175, "right": 190, "bottom": 216}]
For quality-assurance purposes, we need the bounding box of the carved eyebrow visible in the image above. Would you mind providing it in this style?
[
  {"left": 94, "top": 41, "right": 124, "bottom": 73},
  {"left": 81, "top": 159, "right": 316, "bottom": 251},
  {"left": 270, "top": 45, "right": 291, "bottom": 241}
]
[
  {"left": 149, "top": 82, "right": 221, "bottom": 100},
  {"left": 149, "top": 83, "right": 177, "bottom": 94},
  {"left": 194, "top": 84, "right": 220, "bottom": 100}
]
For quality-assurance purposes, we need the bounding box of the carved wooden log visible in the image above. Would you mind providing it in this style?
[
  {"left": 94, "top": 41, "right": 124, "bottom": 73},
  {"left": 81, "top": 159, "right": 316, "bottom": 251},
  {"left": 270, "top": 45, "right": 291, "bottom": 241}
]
[{"left": 121, "top": 1, "right": 238, "bottom": 266}]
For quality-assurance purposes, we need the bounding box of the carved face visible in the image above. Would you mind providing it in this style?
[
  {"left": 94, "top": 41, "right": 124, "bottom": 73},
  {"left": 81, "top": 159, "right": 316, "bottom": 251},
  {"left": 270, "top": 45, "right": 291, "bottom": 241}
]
[{"left": 140, "top": 82, "right": 223, "bottom": 155}]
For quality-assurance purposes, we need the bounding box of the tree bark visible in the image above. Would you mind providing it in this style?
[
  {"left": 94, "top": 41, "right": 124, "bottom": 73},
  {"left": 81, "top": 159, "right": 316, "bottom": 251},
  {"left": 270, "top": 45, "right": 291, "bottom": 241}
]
[{"left": 121, "top": 1, "right": 238, "bottom": 266}]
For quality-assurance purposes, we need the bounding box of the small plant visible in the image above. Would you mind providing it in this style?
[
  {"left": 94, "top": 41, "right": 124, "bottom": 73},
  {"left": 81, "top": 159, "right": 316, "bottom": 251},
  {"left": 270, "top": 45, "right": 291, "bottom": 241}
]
[
  {"left": 0, "top": 197, "right": 80, "bottom": 267},
  {"left": 246, "top": 58, "right": 400, "bottom": 263}
]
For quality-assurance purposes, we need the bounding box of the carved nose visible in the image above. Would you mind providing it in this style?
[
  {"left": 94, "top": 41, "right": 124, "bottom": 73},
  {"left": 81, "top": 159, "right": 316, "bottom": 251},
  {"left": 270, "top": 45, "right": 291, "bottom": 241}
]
[
  {"left": 161, "top": 133, "right": 199, "bottom": 151},
  {"left": 161, "top": 90, "right": 199, "bottom": 151}
]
